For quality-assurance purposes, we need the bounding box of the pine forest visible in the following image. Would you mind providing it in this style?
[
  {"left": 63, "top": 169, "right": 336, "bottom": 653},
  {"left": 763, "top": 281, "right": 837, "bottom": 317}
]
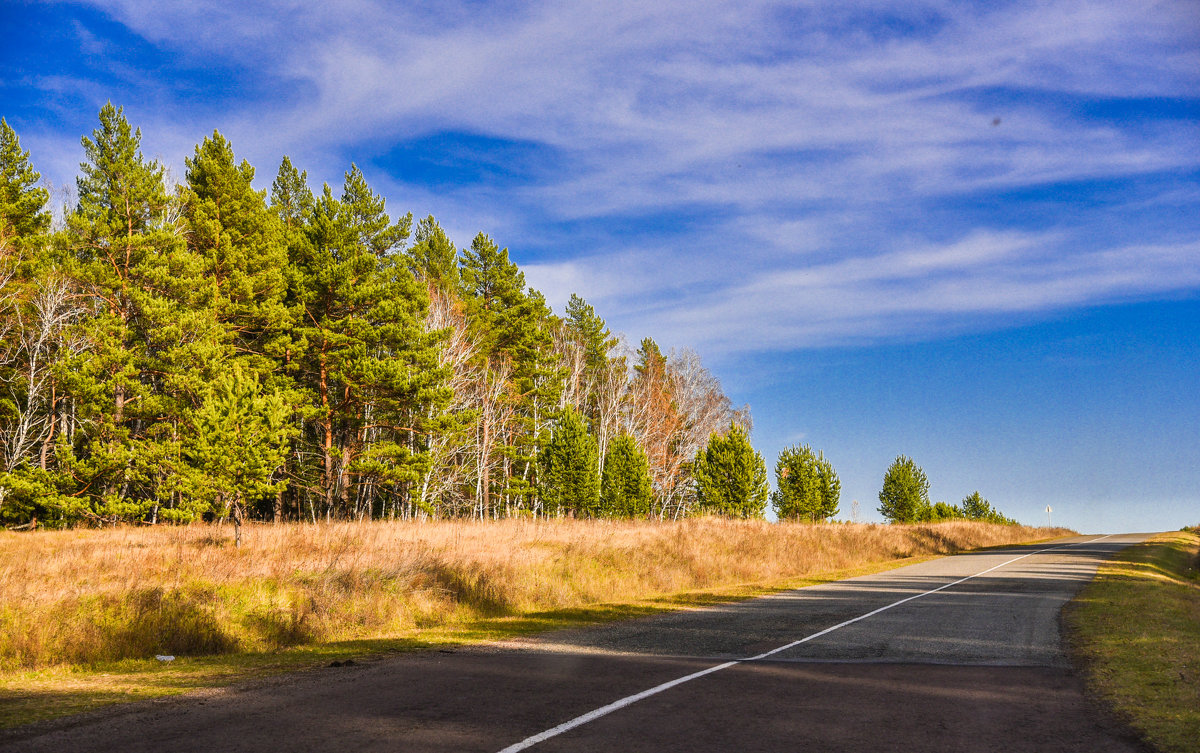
[{"left": 0, "top": 105, "right": 756, "bottom": 529}]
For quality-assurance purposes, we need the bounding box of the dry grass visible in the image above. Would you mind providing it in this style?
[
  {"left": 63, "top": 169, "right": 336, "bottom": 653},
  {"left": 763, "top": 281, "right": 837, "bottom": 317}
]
[
  {"left": 1066, "top": 529, "right": 1200, "bottom": 753},
  {"left": 0, "top": 517, "right": 1067, "bottom": 673}
]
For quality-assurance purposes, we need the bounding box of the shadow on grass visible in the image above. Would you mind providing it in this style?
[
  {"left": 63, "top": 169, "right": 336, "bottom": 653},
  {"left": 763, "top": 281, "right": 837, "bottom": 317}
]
[
  {"left": 0, "top": 551, "right": 962, "bottom": 731},
  {"left": 907, "top": 526, "right": 963, "bottom": 556},
  {"left": 0, "top": 569, "right": 865, "bottom": 732},
  {"left": 1099, "top": 535, "right": 1200, "bottom": 590}
]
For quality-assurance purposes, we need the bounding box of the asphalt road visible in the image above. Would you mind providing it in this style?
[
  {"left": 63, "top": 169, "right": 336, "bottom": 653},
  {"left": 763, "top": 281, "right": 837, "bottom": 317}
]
[{"left": 2, "top": 533, "right": 1152, "bottom": 752}]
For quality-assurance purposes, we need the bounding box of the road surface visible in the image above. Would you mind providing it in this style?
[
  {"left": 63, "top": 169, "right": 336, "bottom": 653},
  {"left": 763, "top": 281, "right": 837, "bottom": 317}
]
[{"left": 1, "top": 533, "right": 1151, "bottom": 752}]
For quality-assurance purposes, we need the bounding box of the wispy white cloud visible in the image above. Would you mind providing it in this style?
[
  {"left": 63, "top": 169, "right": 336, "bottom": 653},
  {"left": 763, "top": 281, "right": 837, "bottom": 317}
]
[
  {"left": 70, "top": 1, "right": 1197, "bottom": 173},
  {"left": 29, "top": 0, "right": 1200, "bottom": 353},
  {"left": 639, "top": 233, "right": 1200, "bottom": 352}
]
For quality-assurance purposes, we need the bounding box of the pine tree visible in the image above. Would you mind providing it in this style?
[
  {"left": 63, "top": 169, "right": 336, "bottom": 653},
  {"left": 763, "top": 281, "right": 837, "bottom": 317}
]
[
  {"left": 270, "top": 156, "right": 314, "bottom": 233},
  {"left": 63, "top": 103, "right": 222, "bottom": 522},
  {"left": 460, "top": 232, "right": 542, "bottom": 362},
  {"left": 960, "top": 491, "right": 991, "bottom": 520},
  {"left": 562, "top": 294, "right": 618, "bottom": 449},
  {"left": 878, "top": 455, "right": 930, "bottom": 523},
  {"left": 183, "top": 131, "right": 292, "bottom": 380},
  {"left": 292, "top": 165, "right": 446, "bottom": 518},
  {"left": 0, "top": 116, "right": 60, "bottom": 494},
  {"left": 817, "top": 454, "right": 841, "bottom": 520},
  {"left": 269, "top": 157, "right": 315, "bottom": 368},
  {"left": 269, "top": 156, "right": 317, "bottom": 520},
  {"left": 0, "top": 118, "right": 51, "bottom": 244},
  {"left": 772, "top": 444, "right": 840, "bottom": 522},
  {"left": 183, "top": 133, "right": 299, "bottom": 520},
  {"left": 959, "top": 491, "right": 1016, "bottom": 524},
  {"left": 459, "top": 232, "right": 561, "bottom": 513},
  {"left": 538, "top": 407, "right": 599, "bottom": 516},
  {"left": 600, "top": 433, "right": 653, "bottom": 518},
  {"left": 693, "top": 423, "right": 768, "bottom": 518},
  {"left": 564, "top": 294, "right": 614, "bottom": 378},
  {"left": 408, "top": 215, "right": 460, "bottom": 291},
  {"left": 186, "top": 366, "right": 292, "bottom": 543}
]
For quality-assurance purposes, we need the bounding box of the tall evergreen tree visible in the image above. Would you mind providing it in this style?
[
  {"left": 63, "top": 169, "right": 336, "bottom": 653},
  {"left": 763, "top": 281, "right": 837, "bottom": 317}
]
[
  {"left": 877, "top": 455, "right": 930, "bottom": 523},
  {"left": 538, "top": 407, "right": 599, "bottom": 516},
  {"left": 408, "top": 215, "right": 460, "bottom": 291},
  {"left": 183, "top": 131, "right": 292, "bottom": 380},
  {"left": 960, "top": 491, "right": 991, "bottom": 520},
  {"left": 269, "top": 156, "right": 317, "bottom": 519},
  {"left": 564, "top": 294, "right": 613, "bottom": 378},
  {"left": 817, "top": 454, "right": 841, "bottom": 520},
  {"left": 268, "top": 156, "right": 316, "bottom": 367},
  {"left": 692, "top": 423, "right": 768, "bottom": 518},
  {"left": 600, "top": 433, "right": 653, "bottom": 518},
  {"left": 292, "top": 165, "right": 446, "bottom": 518},
  {"left": 459, "top": 232, "right": 561, "bottom": 513},
  {"left": 460, "top": 232, "right": 542, "bottom": 362},
  {"left": 269, "top": 156, "right": 314, "bottom": 233},
  {"left": 0, "top": 117, "right": 58, "bottom": 489},
  {"left": 63, "top": 103, "right": 222, "bottom": 521},
  {"left": 635, "top": 337, "right": 665, "bottom": 379},
  {"left": 562, "top": 293, "right": 618, "bottom": 443}
]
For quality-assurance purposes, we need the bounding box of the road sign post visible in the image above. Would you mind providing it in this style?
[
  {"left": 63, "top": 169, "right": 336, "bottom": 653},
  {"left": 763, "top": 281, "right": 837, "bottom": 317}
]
[{"left": 1046, "top": 505, "right": 1052, "bottom": 527}]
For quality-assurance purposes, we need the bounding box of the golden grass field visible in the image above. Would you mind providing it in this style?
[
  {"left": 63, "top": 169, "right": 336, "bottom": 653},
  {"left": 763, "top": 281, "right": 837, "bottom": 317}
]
[
  {"left": 1067, "top": 528, "right": 1200, "bottom": 753},
  {"left": 0, "top": 517, "right": 1070, "bottom": 727},
  {"left": 1, "top": 517, "right": 1067, "bottom": 671}
]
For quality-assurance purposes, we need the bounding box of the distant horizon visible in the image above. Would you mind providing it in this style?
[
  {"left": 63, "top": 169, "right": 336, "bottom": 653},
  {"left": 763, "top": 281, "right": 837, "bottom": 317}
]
[{"left": 5, "top": 0, "right": 1197, "bottom": 533}]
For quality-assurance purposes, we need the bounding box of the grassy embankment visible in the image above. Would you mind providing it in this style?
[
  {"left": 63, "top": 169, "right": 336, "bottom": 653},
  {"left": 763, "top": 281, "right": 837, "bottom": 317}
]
[
  {"left": 0, "top": 517, "right": 1069, "bottom": 728},
  {"left": 1067, "top": 528, "right": 1200, "bottom": 753}
]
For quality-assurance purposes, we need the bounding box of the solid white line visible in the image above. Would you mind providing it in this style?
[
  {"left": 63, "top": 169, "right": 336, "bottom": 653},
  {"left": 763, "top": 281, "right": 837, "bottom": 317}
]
[{"left": 496, "top": 535, "right": 1114, "bottom": 753}]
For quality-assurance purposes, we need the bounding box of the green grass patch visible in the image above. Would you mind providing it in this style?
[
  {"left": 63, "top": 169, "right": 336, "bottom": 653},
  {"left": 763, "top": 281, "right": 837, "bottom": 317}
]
[
  {"left": 0, "top": 551, "right": 945, "bottom": 730},
  {"left": 1066, "top": 529, "right": 1200, "bottom": 753}
]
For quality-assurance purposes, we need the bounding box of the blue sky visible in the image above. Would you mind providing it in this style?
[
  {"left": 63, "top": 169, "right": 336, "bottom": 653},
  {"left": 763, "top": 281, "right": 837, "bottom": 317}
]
[{"left": 3, "top": 0, "right": 1198, "bottom": 532}]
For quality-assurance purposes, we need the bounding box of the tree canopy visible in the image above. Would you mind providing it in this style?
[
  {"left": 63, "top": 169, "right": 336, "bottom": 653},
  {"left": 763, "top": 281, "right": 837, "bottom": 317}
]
[
  {"left": 772, "top": 444, "right": 840, "bottom": 522},
  {"left": 539, "top": 408, "right": 600, "bottom": 517},
  {"left": 0, "top": 118, "right": 50, "bottom": 242},
  {"left": 693, "top": 423, "right": 768, "bottom": 519},
  {"left": 877, "top": 455, "right": 930, "bottom": 523},
  {"left": 600, "top": 433, "right": 653, "bottom": 518}
]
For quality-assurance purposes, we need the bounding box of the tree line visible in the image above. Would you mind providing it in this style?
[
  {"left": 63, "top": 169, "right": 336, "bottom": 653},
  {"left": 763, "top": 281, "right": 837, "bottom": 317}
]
[
  {"left": 876, "top": 455, "right": 1016, "bottom": 524},
  {"left": 768, "top": 448, "right": 1018, "bottom": 525},
  {"left": 0, "top": 107, "right": 1024, "bottom": 532},
  {"left": 0, "top": 106, "right": 755, "bottom": 530}
]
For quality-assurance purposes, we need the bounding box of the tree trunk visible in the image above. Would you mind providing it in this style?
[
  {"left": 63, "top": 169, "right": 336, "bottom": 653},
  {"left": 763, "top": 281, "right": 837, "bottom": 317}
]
[
  {"left": 339, "top": 445, "right": 352, "bottom": 515},
  {"left": 320, "top": 349, "right": 335, "bottom": 514},
  {"left": 480, "top": 421, "right": 490, "bottom": 520},
  {"left": 39, "top": 384, "right": 57, "bottom": 470}
]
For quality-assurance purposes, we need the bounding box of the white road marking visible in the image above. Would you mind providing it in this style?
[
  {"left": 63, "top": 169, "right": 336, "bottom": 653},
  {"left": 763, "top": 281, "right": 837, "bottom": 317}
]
[{"left": 496, "top": 535, "right": 1115, "bottom": 753}]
